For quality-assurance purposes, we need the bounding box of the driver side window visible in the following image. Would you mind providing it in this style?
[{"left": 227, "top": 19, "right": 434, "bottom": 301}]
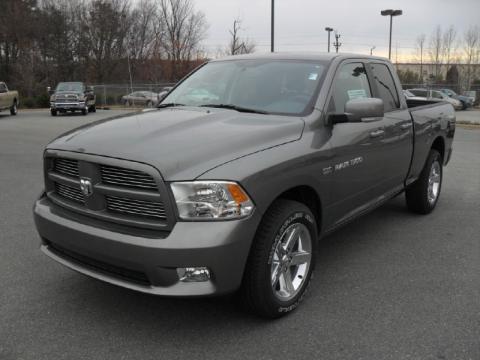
[{"left": 331, "top": 63, "right": 372, "bottom": 113}]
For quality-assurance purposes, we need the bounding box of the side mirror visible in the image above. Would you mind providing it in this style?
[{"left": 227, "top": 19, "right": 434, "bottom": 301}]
[{"left": 344, "top": 98, "right": 384, "bottom": 123}]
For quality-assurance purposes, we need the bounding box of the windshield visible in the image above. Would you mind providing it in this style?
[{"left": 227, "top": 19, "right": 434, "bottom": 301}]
[
  {"left": 56, "top": 82, "right": 84, "bottom": 92},
  {"left": 161, "top": 60, "right": 327, "bottom": 115}
]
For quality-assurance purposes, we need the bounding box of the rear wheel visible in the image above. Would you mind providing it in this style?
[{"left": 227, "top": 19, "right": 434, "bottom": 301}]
[
  {"left": 405, "top": 149, "right": 442, "bottom": 214},
  {"left": 241, "top": 199, "right": 317, "bottom": 318},
  {"left": 50, "top": 109, "right": 57, "bottom": 116},
  {"left": 10, "top": 101, "right": 17, "bottom": 115}
]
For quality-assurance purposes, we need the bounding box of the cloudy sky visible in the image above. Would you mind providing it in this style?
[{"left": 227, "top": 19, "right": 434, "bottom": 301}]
[{"left": 197, "top": 0, "right": 480, "bottom": 61}]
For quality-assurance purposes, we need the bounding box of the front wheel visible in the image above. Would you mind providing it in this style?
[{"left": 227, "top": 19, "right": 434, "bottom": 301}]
[
  {"left": 81, "top": 105, "right": 88, "bottom": 116},
  {"left": 10, "top": 101, "right": 17, "bottom": 115},
  {"left": 50, "top": 109, "right": 57, "bottom": 116},
  {"left": 405, "top": 149, "right": 442, "bottom": 214},
  {"left": 241, "top": 199, "right": 317, "bottom": 318}
]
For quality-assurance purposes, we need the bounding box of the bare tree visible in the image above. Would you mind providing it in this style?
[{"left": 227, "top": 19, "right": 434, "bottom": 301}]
[
  {"left": 442, "top": 25, "right": 457, "bottom": 67},
  {"left": 428, "top": 25, "right": 443, "bottom": 80},
  {"left": 158, "top": 0, "right": 208, "bottom": 80},
  {"left": 226, "top": 18, "right": 255, "bottom": 56},
  {"left": 413, "top": 34, "right": 426, "bottom": 83},
  {"left": 127, "top": 0, "right": 158, "bottom": 79},
  {"left": 78, "top": 0, "right": 132, "bottom": 83},
  {"left": 463, "top": 25, "right": 480, "bottom": 89}
]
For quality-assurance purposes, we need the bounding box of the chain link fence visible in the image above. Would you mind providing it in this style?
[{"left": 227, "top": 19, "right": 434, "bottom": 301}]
[{"left": 91, "top": 83, "right": 176, "bottom": 108}]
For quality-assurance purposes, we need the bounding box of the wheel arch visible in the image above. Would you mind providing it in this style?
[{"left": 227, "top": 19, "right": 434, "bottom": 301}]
[
  {"left": 431, "top": 136, "right": 445, "bottom": 162},
  {"left": 271, "top": 185, "right": 323, "bottom": 235}
]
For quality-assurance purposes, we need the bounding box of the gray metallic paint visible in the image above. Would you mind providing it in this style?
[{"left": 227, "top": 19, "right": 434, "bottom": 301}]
[{"left": 34, "top": 53, "right": 456, "bottom": 296}]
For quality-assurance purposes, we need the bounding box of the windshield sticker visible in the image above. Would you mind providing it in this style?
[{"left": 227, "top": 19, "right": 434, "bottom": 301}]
[
  {"left": 347, "top": 89, "right": 367, "bottom": 100},
  {"left": 308, "top": 73, "right": 318, "bottom": 81}
]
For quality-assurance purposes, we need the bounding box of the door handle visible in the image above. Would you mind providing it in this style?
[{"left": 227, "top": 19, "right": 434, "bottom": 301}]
[
  {"left": 400, "top": 123, "right": 412, "bottom": 130},
  {"left": 369, "top": 129, "right": 385, "bottom": 138}
]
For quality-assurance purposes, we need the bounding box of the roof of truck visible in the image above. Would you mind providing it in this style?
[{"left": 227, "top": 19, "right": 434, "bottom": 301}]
[{"left": 211, "top": 52, "right": 389, "bottom": 62}]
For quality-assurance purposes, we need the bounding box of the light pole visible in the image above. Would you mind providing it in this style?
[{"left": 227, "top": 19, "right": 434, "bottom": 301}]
[
  {"left": 271, "top": 0, "right": 274, "bottom": 52},
  {"left": 370, "top": 46, "right": 376, "bottom": 55},
  {"left": 380, "top": 9, "right": 402, "bottom": 60},
  {"left": 325, "top": 27, "right": 333, "bottom": 52}
]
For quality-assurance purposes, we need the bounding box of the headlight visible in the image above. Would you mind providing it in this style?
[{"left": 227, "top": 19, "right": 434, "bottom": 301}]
[{"left": 170, "top": 181, "right": 254, "bottom": 220}]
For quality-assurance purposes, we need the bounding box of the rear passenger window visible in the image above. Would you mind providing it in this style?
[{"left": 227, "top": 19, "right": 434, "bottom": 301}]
[
  {"left": 332, "top": 63, "right": 371, "bottom": 113},
  {"left": 370, "top": 63, "right": 399, "bottom": 112}
]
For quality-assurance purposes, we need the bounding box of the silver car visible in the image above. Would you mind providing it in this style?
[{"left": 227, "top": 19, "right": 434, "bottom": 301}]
[{"left": 121, "top": 91, "right": 159, "bottom": 107}]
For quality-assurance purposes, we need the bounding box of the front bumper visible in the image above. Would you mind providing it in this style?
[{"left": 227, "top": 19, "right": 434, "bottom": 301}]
[
  {"left": 34, "top": 194, "right": 259, "bottom": 296},
  {"left": 51, "top": 102, "right": 85, "bottom": 111}
]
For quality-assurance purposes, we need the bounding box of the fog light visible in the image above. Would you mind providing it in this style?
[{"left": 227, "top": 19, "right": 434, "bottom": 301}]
[{"left": 177, "top": 267, "right": 211, "bottom": 282}]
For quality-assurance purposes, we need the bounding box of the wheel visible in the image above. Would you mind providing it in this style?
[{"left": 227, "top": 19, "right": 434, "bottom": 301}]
[
  {"left": 10, "top": 101, "right": 17, "bottom": 115},
  {"left": 241, "top": 199, "right": 317, "bottom": 318},
  {"left": 90, "top": 105, "right": 96, "bottom": 113},
  {"left": 81, "top": 105, "right": 88, "bottom": 115},
  {"left": 405, "top": 149, "right": 442, "bottom": 214},
  {"left": 461, "top": 101, "right": 467, "bottom": 110},
  {"left": 50, "top": 109, "right": 57, "bottom": 116}
]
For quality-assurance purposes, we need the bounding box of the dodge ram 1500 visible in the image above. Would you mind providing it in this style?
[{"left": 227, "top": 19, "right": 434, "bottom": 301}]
[{"left": 34, "top": 53, "right": 455, "bottom": 318}]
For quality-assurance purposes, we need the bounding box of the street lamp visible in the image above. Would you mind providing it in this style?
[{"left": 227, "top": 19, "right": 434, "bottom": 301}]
[
  {"left": 370, "top": 46, "right": 376, "bottom": 55},
  {"left": 381, "top": 9, "right": 402, "bottom": 60},
  {"left": 325, "top": 27, "right": 333, "bottom": 52},
  {"left": 271, "top": 0, "right": 275, "bottom": 52}
]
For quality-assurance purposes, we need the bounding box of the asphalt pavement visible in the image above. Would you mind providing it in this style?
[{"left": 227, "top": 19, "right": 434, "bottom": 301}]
[{"left": 0, "top": 109, "right": 479, "bottom": 360}]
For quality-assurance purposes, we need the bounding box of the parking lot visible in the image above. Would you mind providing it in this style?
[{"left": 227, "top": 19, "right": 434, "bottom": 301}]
[{"left": 0, "top": 109, "right": 479, "bottom": 360}]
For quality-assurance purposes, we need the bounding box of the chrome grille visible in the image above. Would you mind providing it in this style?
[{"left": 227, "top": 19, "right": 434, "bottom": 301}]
[
  {"left": 54, "top": 158, "right": 79, "bottom": 178},
  {"left": 55, "top": 183, "right": 84, "bottom": 204},
  {"left": 106, "top": 195, "right": 166, "bottom": 220},
  {"left": 100, "top": 165, "right": 157, "bottom": 190}
]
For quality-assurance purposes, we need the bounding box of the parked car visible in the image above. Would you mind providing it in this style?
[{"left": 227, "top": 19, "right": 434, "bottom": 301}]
[
  {"left": 0, "top": 82, "right": 19, "bottom": 115},
  {"left": 49, "top": 82, "right": 96, "bottom": 116},
  {"left": 439, "top": 88, "right": 473, "bottom": 110},
  {"left": 462, "top": 90, "right": 477, "bottom": 106},
  {"left": 408, "top": 88, "right": 462, "bottom": 110},
  {"left": 157, "top": 87, "right": 173, "bottom": 102},
  {"left": 34, "top": 53, "right": 455, "bottom": 318},
  {"left": 121, "top": 91, "right": 159, "bottom": 107}
]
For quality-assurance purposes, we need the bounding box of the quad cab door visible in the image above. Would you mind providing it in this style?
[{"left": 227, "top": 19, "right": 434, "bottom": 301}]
[
  {"left": 366, "top": 61, "right": 413, "bottom": 195},
  {"left": 324, "top": 61, "right": 391, "bottom": 227}
]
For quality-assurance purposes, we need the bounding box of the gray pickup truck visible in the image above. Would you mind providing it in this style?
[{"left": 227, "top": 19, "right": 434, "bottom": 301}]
[
  {"left": 49, "top": 82, "right": 96, "bottom": 116},
  {"left": 34, "top": 53, "right": 455, "bottom": 318}
]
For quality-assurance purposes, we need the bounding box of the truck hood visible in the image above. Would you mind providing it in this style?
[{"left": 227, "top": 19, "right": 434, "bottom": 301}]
[{"left": 47, "top": 107, "right": 304, "bottom": 180}]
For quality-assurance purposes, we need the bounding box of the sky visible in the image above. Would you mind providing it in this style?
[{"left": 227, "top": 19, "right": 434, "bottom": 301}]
[{"left": 196, "top": 0, "right": 480, "bottom": 61}]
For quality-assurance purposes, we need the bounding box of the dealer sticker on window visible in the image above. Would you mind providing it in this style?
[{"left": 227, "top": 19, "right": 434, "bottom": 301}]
[{"left": 347, "top": 89, "right": 367, "bottom": 100}]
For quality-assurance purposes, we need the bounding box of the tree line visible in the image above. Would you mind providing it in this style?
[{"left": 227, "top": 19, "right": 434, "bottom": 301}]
[
  {"left": 0, "top": 0, "right": 210, "bottom": 103},
  {"left": 407, "top": 24, "right": 480, "bottom": 87}
]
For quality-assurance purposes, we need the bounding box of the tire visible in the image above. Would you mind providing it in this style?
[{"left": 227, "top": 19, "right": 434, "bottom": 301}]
[
  {"left": 405, "top": 149, "right": 442, "bottom": 214},
  {"left": 51, "top": 109, "right": 57, "bottom": 116},
  {"left": 461, "top": 101, "right": 467, "bottom": 110},
  {"left": 81, "top": 106, "right": 88, "bottom": 116},
  {"left": 10, "top": 101, "right": 17, "bottom": 116},
  {"left": 90, "top": 105, "right": 96, "bottom": 113},
  {"left": 241, "top": 199, "right": 317, "bottom": 318}
]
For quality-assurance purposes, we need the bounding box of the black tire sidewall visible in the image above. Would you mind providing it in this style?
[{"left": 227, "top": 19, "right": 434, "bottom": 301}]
[
  {"left": 248, "top": 200, "right": 317, "bottom": 317},
  {"left": 268, "top": 210, "right": 316, "bottom": 313}
]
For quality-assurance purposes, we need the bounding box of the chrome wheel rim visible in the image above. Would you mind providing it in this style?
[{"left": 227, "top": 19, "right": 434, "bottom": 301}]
[
  {"left": 428, "top": 160, "right": 441, "bottom": 204},
  {"left": 270, "top": 223, "right": 312, "bottom": 301}
]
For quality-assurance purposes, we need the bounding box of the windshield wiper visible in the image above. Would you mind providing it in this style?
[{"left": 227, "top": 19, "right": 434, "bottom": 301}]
[
  {"left": 199, "top": 104, "right": 269, "bottom": 114},
  {"left": 157, "top": 103, "right": 185, "bottom": 108}
]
